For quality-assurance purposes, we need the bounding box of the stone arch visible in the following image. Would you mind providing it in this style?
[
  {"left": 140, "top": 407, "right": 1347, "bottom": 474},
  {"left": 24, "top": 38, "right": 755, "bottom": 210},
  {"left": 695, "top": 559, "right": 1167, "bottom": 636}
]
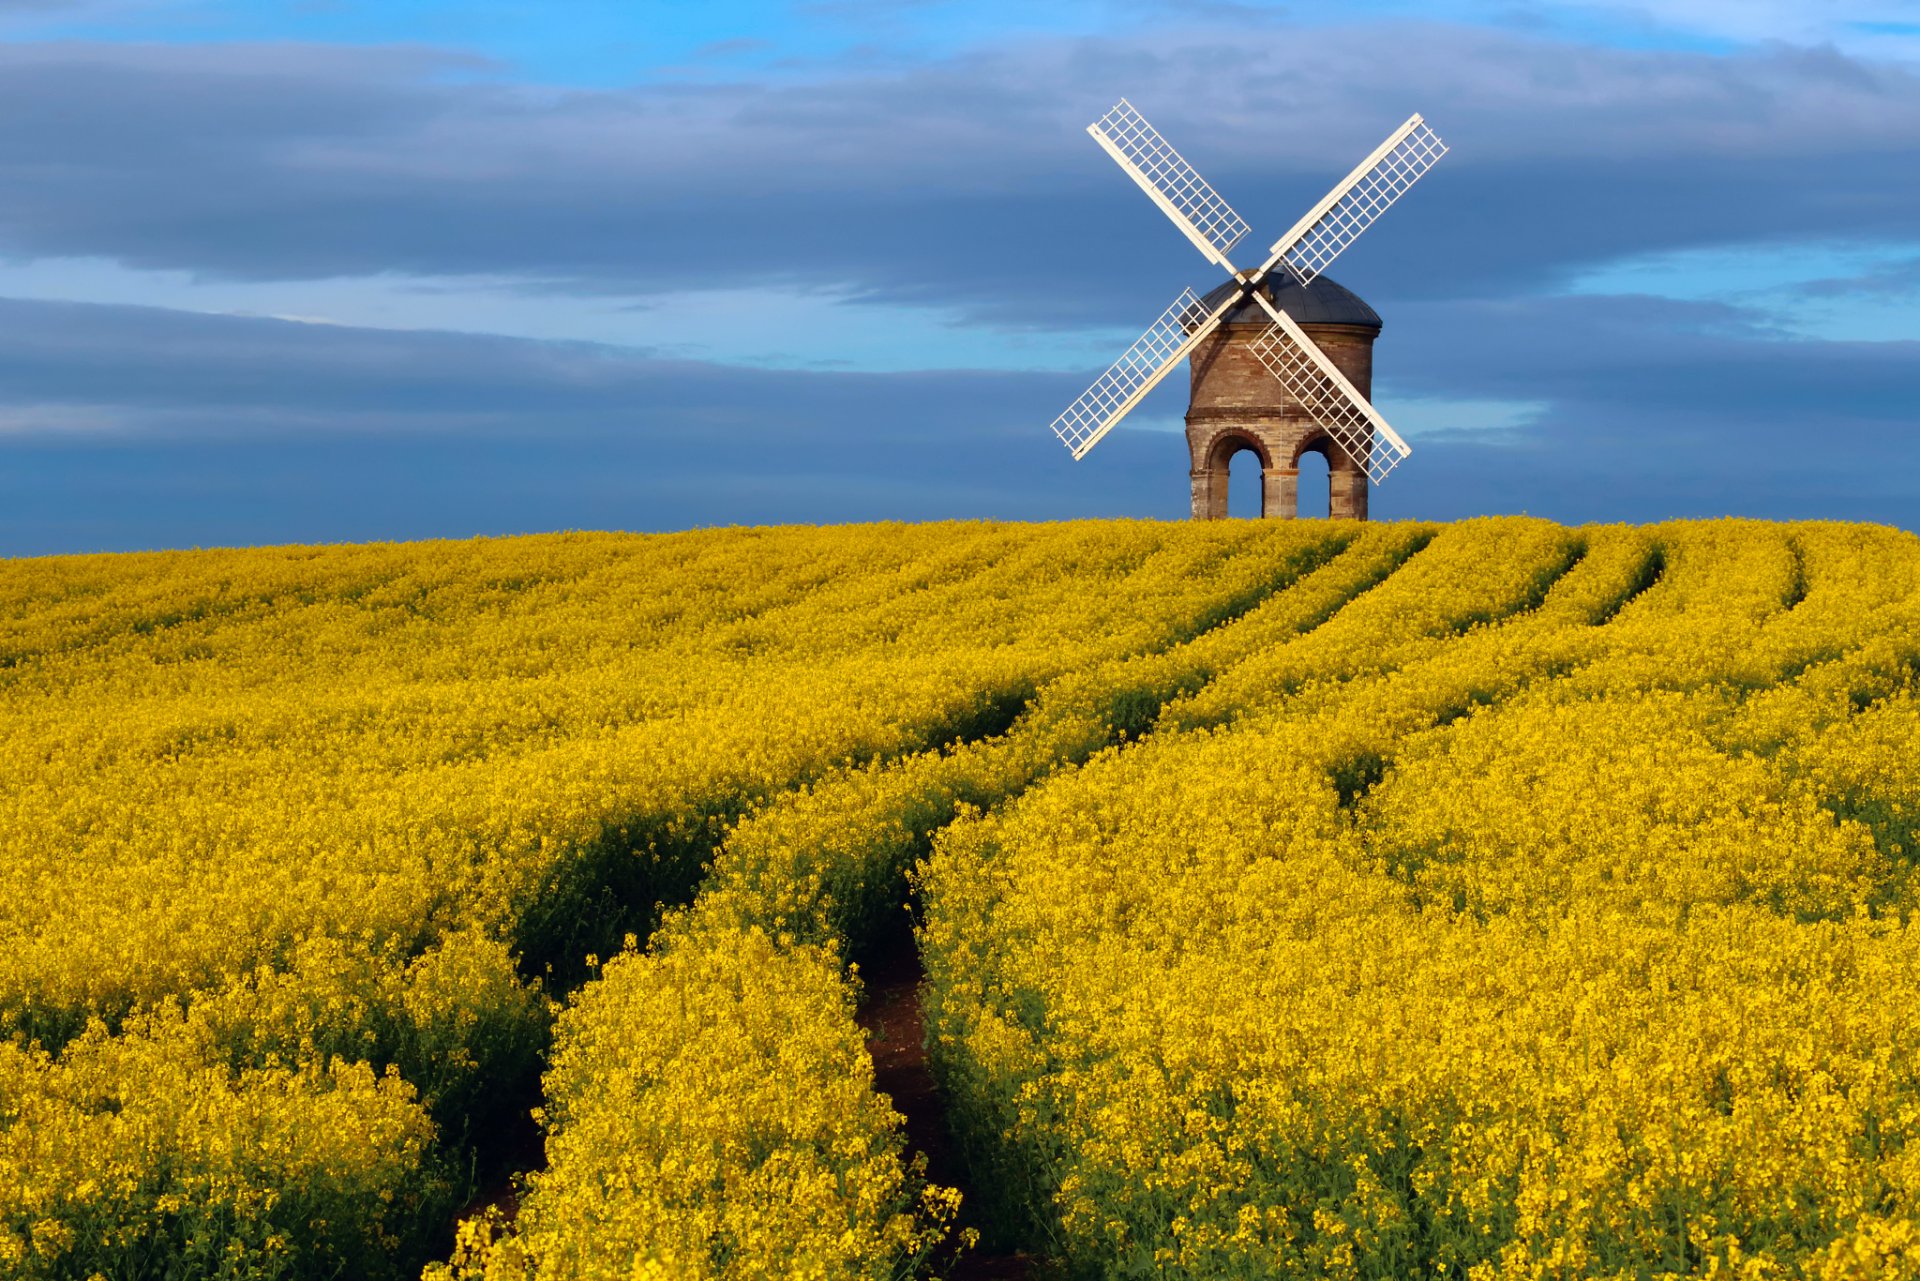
[
  {"left": 1189, "top": 425, "right": 1289, "bottom": 520},
  {"left": 1291, "top": 431, "right": 1369, "bottom": 521},
  {"left": 1206, "top": 427, "right": 1271, "bottom": 475}
]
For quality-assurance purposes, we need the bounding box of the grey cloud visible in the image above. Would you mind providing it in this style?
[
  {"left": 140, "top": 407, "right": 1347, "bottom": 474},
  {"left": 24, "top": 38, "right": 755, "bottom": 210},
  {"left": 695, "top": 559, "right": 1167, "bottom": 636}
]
[
  {"left": 4, "top": 21, "right": 1919, "bottom": 554},
  {"left": 1801, "top": 256, "right": 1920, "bottom": 298},
  {"left": 1369, "top": 289, "right": 1920, "bottom": 525},
  {"left": 0, "top": 295, "right": 1190, "bottom": 554},
  {"left": 1, "top": 291, "right": 1915, "bottom": 556},
  {"left": 0, "top": 26, "right": 1916, "bottom": 324},
  {"left": 1380, "top": 292, "right": 1918, "bottom": 420}
]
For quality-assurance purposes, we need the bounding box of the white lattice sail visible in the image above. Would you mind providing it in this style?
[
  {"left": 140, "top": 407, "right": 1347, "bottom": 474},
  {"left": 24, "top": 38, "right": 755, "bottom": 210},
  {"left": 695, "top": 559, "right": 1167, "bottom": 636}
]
[
  {"left": 1051, "top": 288, "right": 1218, "bottom": 460},
  {"left": 1247, "top": 311, "right": 1412, "bottom": 483},
  {"left": 1265, "top": 114, "right": 1448, "bottom": 286},
  {"left": 1059, "top": 101, "right": 1446, "bottom": 471},
  {"left": 1088, "top": 99, "right": 1252, "bottom": 269}
]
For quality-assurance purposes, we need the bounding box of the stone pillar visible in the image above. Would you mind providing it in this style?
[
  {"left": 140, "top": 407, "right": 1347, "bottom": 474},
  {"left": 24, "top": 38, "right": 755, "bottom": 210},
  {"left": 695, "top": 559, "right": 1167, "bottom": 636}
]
[
  {"left": 1330, "top": 467, "right": 1367, "bottom": 520},
  {"left": 1264, "top": 466, "right": 1297, "bottom": 519},
  {"left": 1189, "top": 468, "right": 1224, "bottom": 520}
]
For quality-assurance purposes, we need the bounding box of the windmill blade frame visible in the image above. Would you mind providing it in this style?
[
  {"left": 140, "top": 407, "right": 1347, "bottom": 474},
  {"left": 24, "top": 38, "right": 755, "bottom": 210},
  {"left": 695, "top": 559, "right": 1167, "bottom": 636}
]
[
  {"left": 1087, "top": 99, "right": 1252, "bottom": 271},
  {"left": 1245, "top": 292, "right": 1412, "bottom": 483},
  {"left": 1058, "top": 99, "right": 1444, "bottom": 478},
  {"left": 1259, "top": 114, "right": 1448, "bottom": 287},
  {"left": 1050, "top": 288, "right": 1225, "bottom": 460}
]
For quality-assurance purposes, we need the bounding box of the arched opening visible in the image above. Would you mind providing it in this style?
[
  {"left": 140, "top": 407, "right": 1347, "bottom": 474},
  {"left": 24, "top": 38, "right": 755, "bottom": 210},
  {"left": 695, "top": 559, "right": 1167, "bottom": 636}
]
[
  {"left": 1296, "top": 445, "right": 1331, "bottom": 519},
  {"left": 1227, "top": 446, "right": 1265, "bottom": 518},
  {"left": 1196, "top": 429, "right": 1275, "bottom": 521}
]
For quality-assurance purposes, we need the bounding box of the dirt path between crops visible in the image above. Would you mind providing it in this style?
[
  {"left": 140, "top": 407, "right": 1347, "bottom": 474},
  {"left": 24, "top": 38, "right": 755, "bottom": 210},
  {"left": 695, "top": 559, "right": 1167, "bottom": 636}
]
[{"left": 857, "top": 929, "right": 1039, "bottom": 1281}]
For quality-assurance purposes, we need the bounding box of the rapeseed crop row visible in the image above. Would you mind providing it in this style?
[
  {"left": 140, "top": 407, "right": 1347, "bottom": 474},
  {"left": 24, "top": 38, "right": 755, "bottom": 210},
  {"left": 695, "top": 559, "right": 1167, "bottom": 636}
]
[
  {"left": 436, "top": 523, "right": 1384, "bottom": 1280},
  {"left": 2, "top": 521, "right": 1293, "bottom": 1045},
  {"left": 434, "top": 926, "right": 961, "bottom": 1281},
  {"left": 920, "top": 519, "right": 1920, "bottom": 1279},
  {"left": 453, "top": 519, "right": 1680, "bottom": 1279},
  {"left": 1, "top": 520, "right": 1336, "bottom": 1279},
  {"left": 11, "top": 517, "right": 1920, "bottom": 1279}
]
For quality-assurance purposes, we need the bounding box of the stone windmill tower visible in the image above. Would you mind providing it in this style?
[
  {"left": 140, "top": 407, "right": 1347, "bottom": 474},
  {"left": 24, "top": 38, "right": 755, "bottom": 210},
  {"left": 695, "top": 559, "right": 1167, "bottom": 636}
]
[
  {"left": 1185, "top": 273, "right": 1381, "bottom": 520},
  {"left": 1047, "top": 102, "right": 1446, "bottom": 521}
]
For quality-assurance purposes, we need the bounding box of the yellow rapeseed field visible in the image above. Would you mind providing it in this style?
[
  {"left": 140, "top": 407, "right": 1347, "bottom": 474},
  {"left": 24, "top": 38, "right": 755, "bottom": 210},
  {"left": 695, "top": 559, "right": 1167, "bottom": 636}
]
[
  {"left": 0, "top": 520, "right": 1343, "bottom": 1279},
  {"left": 6, "top": 517, "right": 1920, "bottom": 1280},
  {"left": 921, "top": 518, "right": 1920, "bottom": 1280}
]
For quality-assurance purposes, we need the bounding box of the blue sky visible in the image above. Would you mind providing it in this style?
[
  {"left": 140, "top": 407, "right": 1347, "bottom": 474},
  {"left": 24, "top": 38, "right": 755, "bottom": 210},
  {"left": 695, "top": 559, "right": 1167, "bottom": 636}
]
[{"left": 1, "top": 0, "right": 1917, "bottom": 552}]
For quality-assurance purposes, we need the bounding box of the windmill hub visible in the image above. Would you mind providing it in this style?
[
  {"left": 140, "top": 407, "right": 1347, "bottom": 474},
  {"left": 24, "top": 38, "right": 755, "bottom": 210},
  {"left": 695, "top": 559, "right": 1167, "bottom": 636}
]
[
  {"left": 1045, "top": 99, "right": 1447, "bottom": 522},
  {"left": 1185, "top": 274, "right": 1382, "bottom": 520}
]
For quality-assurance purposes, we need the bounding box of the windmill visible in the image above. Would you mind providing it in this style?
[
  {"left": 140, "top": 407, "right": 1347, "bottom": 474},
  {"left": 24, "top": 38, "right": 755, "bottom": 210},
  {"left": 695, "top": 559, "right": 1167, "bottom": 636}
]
[{"left": 1050, "top": 100, "right": 1447, "bottom": 519}]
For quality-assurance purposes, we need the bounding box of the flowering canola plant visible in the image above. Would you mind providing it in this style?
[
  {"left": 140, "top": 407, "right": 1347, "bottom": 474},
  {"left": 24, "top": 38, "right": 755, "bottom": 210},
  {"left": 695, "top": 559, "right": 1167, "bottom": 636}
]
[
  {"left": 10, "top": 517, "right": 1920, "bottom": 1279},
  {"left": 0, "top": 520, "right": 1345, "bottom": 1279},
  {"left": 919, "top": 518, "right": 1920, "bottom": 1280}
]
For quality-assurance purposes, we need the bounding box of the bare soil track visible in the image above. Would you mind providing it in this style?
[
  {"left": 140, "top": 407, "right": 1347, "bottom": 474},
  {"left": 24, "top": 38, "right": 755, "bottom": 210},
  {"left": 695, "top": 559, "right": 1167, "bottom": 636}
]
[{"left": 857, "top": 929, "right": 1039, "bottom": 1281}]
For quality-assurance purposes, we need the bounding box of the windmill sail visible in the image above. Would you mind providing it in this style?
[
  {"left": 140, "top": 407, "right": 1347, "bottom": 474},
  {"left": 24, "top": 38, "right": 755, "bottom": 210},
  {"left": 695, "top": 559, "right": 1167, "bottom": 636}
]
[
  {"left": 1262, "top": 114, "right": 1447, "bottom": 286},
  {"left": 1087, "top": 99, "right": 1251, "bottom": 270},
  {"left": 1060, "top": 100, "right": 1444, "bottom": 477},
  {"left": 1246, "top": 306, "right": 1411, "bottom": 483},
  {"left": 1050, "top": 288, "right": 1221, "bottom": 460}
]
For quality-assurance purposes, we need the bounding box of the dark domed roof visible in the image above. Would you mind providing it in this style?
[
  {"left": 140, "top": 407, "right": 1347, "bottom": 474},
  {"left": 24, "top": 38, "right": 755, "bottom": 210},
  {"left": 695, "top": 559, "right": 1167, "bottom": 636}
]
[{"left": 1197, "top": 273, "right": 1381, "bottom": 330}]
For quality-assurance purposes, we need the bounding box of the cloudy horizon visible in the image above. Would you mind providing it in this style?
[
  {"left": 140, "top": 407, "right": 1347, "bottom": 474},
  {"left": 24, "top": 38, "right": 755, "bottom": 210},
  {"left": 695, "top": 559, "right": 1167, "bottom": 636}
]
[{"left": 1, "top": 0, "right": 1916, "bottom": 555}]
